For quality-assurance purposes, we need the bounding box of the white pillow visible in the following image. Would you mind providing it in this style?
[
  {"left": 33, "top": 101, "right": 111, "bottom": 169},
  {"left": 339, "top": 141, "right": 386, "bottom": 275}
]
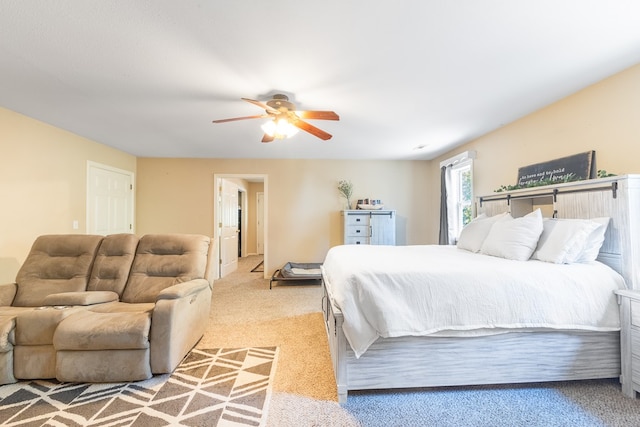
[
  {"left": 457, "top": 212, "right": 508, "bottom": 253},
  {"left": 480, "top": 209, "right": 544, "bottom": 261},
  {"left": 575, "top": 217, "right": 610, "bottom": 263},
  {"left": 532, "top": 219, "right": 601, "bottom": 264}
]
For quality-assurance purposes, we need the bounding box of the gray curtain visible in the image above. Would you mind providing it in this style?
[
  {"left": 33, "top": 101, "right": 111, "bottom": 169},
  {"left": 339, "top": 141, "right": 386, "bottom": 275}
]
[{"left": 439, "top": 165, "right": 449, "bottom": 245}]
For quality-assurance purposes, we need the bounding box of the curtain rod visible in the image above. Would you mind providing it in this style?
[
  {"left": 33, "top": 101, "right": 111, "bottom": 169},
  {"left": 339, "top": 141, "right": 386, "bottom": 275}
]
[{"left": 439, "top": 150, "right": 477, "bottom": 169}]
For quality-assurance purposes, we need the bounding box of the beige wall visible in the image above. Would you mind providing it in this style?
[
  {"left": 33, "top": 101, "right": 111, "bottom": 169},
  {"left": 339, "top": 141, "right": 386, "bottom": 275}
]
[
  {"left": 429, "top": 63, "right": 640, "bottom": 242},
  {"left": 0, "top": 107, "right": 137, "bottom": 283},
  {"left": 135, "top": 158, "right": 431, "bottom": 275}
]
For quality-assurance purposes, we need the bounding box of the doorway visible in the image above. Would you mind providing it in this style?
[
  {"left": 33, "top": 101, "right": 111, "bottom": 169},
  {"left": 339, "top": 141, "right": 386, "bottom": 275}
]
[{"left": 214, "top": 174, "right": 267, "bottom": 279}]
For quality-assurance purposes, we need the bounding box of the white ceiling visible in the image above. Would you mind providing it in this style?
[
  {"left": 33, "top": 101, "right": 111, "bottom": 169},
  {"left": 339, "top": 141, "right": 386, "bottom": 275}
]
[{"left": 1, "top": 1, "right": 639, "bottom": 160}]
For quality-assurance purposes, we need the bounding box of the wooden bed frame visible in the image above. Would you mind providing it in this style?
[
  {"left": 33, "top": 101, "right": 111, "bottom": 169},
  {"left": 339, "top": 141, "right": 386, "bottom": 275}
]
[{"left": 322, "top": 174, "right": 640, "bottom": 403}]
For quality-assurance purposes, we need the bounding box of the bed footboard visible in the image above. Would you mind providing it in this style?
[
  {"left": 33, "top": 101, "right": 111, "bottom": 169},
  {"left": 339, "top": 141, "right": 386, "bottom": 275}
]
[{"left": 322, "top": 278, "right": 620, "bottom": 403}]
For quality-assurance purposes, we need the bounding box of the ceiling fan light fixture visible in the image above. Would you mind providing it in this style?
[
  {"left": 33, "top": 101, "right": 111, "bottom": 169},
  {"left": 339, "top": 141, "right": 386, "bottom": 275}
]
[
  {"left": 261, "top": 118, "right": 299, "bottom": 139},
  {"left": 213, "top": 95, "right": 338, "bottom": 142}
]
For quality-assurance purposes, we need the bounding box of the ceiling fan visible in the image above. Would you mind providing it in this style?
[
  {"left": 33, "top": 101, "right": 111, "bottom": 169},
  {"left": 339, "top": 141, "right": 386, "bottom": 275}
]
[{"left": 212, "top": 94, "right": 340, "bottom": 143}]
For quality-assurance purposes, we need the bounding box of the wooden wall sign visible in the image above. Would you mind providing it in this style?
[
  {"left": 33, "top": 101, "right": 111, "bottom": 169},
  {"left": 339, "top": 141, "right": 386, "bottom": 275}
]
[{"left": 517, "top": 151, "right": 595, "bottom": 187}]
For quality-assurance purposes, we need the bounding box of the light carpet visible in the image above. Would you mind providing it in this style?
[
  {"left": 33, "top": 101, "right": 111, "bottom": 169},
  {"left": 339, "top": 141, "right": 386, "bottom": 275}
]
[
  {"left": 342, "top": 379, "right": 640, "bottom": 427},
  {"left": 0, "top": 347, "right": 278, "bottom": 427}
]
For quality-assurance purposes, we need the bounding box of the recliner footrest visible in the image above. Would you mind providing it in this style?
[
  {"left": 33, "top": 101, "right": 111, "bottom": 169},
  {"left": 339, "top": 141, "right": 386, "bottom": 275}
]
[
  {"left": 54, "top": 310, "right": 153, "bottom": 383},
  {"left": 56, "top": 349, "right": 151, "bottom": 382},
  {"left": 54, "top": 310, "right": 151, "bottom": 351}
]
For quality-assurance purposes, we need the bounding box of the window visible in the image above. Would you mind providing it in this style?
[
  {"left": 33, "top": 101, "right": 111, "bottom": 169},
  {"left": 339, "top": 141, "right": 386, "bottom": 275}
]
[
  {"left": 449, "top": 160, "right": 473, "bottom": 240},
  {"left": 440, "top": 151, "right": 475, "bottom": 244}
]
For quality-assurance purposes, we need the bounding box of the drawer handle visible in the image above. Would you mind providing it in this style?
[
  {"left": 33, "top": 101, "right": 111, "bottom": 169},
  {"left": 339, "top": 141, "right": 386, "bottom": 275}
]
[{"left": 356, "top": 230, "right": 360, "bottom": 233}]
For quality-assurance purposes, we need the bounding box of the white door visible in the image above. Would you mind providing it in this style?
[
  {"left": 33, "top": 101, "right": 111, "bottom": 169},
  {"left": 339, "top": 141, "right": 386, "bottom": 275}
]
[
  {"left": 220, "top": 179, "right": 239, "bottom": 277},
  {"left": 87, "top": 162, "right": 134, "bottom": 234},
  {"left": 256, "top": 192, "right": 264, "bottom": 255}
]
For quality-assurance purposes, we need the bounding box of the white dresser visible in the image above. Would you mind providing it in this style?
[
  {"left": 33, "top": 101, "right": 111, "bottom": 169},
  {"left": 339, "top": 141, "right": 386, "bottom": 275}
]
[{"left": 342, "top": 210, "right": 396, "bottom": 245}]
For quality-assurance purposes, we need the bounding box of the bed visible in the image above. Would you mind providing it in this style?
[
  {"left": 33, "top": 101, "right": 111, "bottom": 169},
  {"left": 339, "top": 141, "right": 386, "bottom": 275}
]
[{"left": 321, "top": 175, "right": 640, "bottom": 403}]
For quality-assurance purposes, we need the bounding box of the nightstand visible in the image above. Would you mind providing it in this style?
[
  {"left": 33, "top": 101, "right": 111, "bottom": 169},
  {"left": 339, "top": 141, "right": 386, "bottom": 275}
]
[{"left": 615, "top": 289, "right": 640, "bottom": 398}]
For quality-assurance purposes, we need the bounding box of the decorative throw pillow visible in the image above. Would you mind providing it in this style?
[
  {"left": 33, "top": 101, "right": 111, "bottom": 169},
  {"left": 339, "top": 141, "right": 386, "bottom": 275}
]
[
  {"left": 532, "top": 219, "right": 601, "bottom": 264},
  {"left": 480, "top": 209, "right": 544, "bottom": 261},
  {"left": 457, "top": 212, "right": 508, "bottom": 253},
  {"left": 575, "top": 217, "right": 610, "bottom": 263}
]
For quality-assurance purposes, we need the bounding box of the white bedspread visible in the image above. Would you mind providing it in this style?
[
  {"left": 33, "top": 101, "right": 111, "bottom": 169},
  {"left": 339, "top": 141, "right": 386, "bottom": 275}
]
[{"left": 322, "top": 245, "right": 626, "bottom": 358}]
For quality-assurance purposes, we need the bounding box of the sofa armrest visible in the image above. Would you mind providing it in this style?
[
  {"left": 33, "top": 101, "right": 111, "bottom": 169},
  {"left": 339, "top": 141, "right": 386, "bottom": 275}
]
[
  {"left": 150, "top": 280, "right": 212, "bottom": 373},
  {"left": 43, "top": 291, "right": 119, "bottom": 306},
  {"left": 156, "top": 279, "right": 210, "bottom": 301},
  {"left": 0, "top": 283, "right": 17, "bottom": 306}
]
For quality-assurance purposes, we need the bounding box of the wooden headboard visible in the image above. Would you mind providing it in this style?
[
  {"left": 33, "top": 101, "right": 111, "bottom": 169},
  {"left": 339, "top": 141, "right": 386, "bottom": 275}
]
[{"left": 477, "top": 174, "right": 640, "bottom": 290}]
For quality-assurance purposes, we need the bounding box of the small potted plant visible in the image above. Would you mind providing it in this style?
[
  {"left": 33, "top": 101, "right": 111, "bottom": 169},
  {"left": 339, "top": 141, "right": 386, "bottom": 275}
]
[{"left": 337, "top": 180, "right": 354, "bottom": 210}]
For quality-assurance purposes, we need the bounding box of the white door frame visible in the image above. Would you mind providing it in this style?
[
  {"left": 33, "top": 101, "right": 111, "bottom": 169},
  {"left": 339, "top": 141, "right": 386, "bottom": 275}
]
[
  {"left": 238, "top": 189, "right": 248, "bottom": 258},
  {"left": 256, "top": 192, "right": 264, "bottom": 255},
  {"left": 86, "top": 161, "right": 135, "bottom": 235},
  {"left": 213, "top": 173, "right": 268, "bottom": 279}
]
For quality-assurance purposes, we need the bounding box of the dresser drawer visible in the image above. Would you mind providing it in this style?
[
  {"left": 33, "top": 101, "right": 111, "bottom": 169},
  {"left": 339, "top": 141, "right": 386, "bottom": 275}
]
[
  {"left": 345, "top": 236, "right": 370, "bottom": 245},
  {"left": 346, "top": 225, "right": 370, "bottom": 237},
  {"left": 345, "top": 214, "right": 370, "bottom": 226}
]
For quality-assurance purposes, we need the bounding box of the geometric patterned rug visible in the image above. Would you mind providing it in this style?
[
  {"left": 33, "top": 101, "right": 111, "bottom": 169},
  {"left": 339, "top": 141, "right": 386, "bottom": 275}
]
[{"left": 0, "top": 347, "right": 278, "bottom": 427}]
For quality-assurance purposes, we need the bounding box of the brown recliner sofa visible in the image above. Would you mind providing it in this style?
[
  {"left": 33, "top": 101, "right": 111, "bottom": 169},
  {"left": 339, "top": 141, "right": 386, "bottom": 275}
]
[{"left": 0, "top": 232, "right": 213, "bottom": 385}]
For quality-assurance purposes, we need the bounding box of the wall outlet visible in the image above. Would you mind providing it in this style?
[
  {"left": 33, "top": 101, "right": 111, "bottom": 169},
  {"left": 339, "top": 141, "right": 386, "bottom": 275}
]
[{"left": 72, "top": 220, "right": 79, "bottom": 230}]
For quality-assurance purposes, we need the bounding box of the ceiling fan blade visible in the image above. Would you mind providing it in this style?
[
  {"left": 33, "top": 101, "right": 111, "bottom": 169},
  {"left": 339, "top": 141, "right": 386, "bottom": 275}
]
[
  {"left": 297, "top": 110, "right": 340, "bottom": 121},
  {"left": 212, "top": 114, "right": 268, "bottom": 123},
  {"left": 242, "top": 97, "right": 279, "bottom": 114},
  {"left": 261, "top": 134, "right": 275, "bottom": 143},
  {"left": 293, "top": 119, "right": 333, "bottom": 140}
]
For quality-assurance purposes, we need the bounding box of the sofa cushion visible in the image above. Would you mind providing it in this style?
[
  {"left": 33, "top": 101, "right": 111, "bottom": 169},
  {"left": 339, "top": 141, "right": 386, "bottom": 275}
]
[
  {"left": 15, "top": 307, "right": 84, "bottom": 346},
  {"left": 54, "top": 310, "right": 151, "bottom": 351},
  {"left": 43, "top": 291, "right": 119, "bottom": 306},
  {"left": 88, "top": 233, "right": 139, "bottom": 297},
  {"left": 13, "top": 235, "right": 104, "bottom": 307},
  {"left": 121, "top": 234, "right": 210, "bottom": 304},
  {"left": 87, "top": 301, "right": 155, "bottom": 314}
]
